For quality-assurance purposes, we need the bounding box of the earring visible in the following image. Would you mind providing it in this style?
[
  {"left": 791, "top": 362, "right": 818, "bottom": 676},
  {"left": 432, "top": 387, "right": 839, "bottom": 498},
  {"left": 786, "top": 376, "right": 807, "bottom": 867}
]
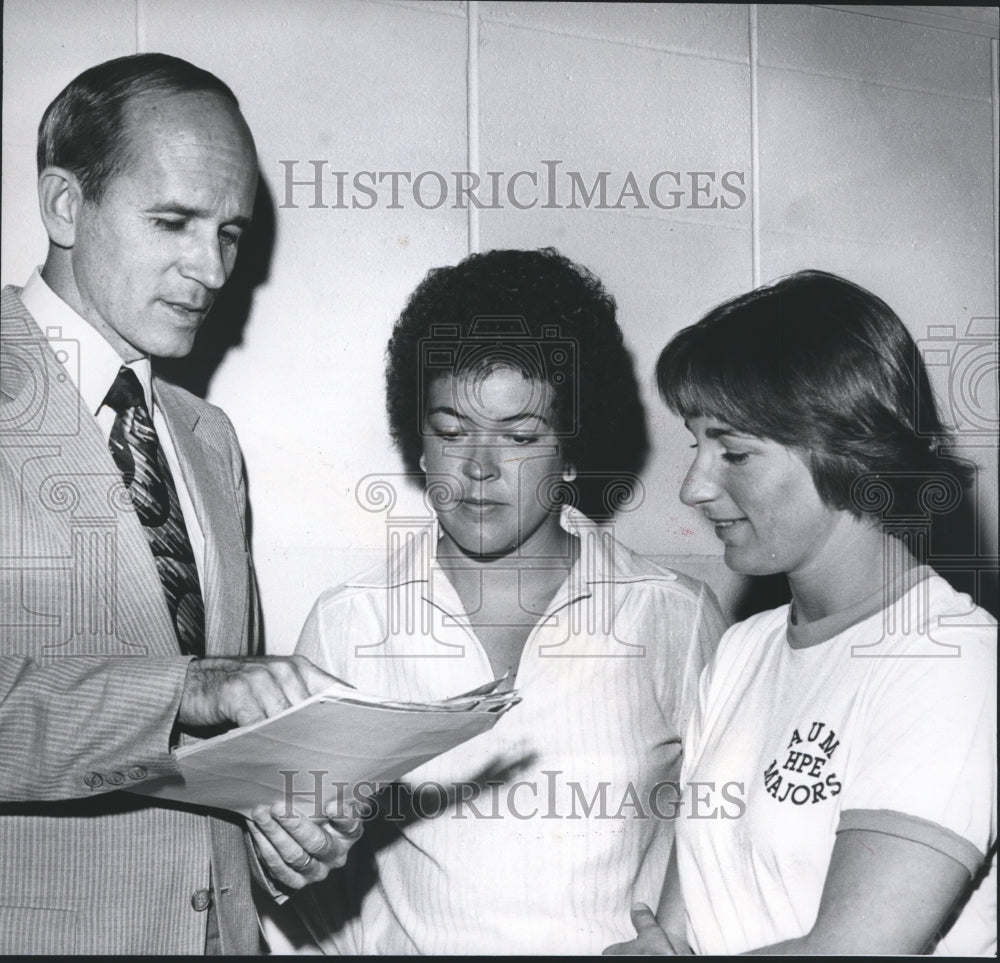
[{"left": 562, "top": 467, "right": 577, "bottom": 482}]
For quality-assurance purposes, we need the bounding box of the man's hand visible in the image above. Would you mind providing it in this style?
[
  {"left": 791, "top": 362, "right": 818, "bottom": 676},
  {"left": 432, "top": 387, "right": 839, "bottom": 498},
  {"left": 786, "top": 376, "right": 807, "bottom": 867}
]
[
  {"left": 177, "top": 655, "right": 340, "bottom": 730},
  {"left": 248, "top": 801, "right": 363, "bottom": 891},
  {"left": 603, "top": 903, "right": 691, "bottom": 955}
]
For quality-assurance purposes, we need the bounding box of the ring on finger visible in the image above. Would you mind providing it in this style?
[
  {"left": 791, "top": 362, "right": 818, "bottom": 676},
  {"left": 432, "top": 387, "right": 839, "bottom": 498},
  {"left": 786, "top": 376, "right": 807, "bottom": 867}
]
[
  {"left": 289, "top": 851, "right": 315, "bottom": 872},
  {"left": 326, "top": 819, "right": 364, "bottom": 841}
]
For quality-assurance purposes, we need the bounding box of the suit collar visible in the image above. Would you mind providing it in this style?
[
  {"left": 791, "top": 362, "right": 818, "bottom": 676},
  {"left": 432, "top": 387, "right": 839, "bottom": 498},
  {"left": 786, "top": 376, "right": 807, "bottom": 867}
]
[
  {"left": 2, "top": 287, "right": 187, "bottom": 431},
  {"left": 156, "top": 379, "right": 246, "bottom": 657},
  {"left": 153, "top": 378, "right": 201, "bottom": 432},
  {"left": 1, "top": 286, "right": 183, "bottom": 657},
  {"left": 2, "top": 286, "right": 42, "bottom": 403},
  {"left": 3, "top": 286, "right": 247, "bottom": 658},
  {"left": 18, "top": 271, "right": 156, "bottom": 418}
]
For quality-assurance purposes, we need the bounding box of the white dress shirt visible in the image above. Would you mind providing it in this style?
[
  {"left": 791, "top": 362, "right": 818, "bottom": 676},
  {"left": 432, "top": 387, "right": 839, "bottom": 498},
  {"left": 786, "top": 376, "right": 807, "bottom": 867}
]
[{"left": 294, "top": 507, "right": 727, "bottom": 954}]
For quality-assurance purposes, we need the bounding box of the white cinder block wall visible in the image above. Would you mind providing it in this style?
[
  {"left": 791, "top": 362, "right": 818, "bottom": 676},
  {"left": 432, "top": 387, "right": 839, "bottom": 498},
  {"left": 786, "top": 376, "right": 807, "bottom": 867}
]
[{"left": 4, "top": 2, "right": 997, "bottom": 651}]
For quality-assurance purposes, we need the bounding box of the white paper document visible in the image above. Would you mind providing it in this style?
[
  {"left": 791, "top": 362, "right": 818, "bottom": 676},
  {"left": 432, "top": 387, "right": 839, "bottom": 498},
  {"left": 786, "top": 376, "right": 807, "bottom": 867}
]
[{"left": 129, "top": 679, "right": 519, "bottom": 817}]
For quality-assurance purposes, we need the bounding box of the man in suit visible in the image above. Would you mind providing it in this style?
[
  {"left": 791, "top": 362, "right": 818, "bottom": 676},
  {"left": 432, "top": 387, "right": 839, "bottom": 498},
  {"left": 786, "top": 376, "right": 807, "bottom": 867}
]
[{"left": 0, "top": 54, "right": 358, "bottom": 954}]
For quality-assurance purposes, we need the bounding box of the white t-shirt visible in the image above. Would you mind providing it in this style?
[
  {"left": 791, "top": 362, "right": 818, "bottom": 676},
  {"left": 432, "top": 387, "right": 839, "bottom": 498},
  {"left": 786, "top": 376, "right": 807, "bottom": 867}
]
[
  {"left": 292, "top": 508, "right": 727, "bottom": 954},
  {"left": 678, "top": 568, "right": 996, "bottom": 955}
]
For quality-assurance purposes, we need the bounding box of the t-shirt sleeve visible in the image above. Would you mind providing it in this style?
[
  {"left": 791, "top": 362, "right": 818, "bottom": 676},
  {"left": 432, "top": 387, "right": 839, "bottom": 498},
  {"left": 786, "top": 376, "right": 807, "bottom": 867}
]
[{"left": 837, "top": 626, "right": 996, "bottom": 873}]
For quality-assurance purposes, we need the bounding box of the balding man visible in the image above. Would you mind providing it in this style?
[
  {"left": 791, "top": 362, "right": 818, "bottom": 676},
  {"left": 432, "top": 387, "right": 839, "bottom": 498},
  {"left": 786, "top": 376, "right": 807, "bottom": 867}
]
[{"left": 1, "top": 53, "right": 357, "bottom": 954}]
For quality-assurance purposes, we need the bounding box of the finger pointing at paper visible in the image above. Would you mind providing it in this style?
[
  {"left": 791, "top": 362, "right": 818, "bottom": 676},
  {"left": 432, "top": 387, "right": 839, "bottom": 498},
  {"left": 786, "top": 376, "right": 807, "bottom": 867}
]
[{"left": 177, "top": 655, "right": 347, "bottom": 730}]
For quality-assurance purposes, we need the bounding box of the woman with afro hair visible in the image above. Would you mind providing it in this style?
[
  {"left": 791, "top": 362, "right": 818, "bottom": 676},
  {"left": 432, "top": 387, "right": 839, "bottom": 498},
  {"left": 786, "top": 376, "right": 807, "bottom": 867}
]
[{"left": 292, "top": 248, "right": 726, "bottom": 954}]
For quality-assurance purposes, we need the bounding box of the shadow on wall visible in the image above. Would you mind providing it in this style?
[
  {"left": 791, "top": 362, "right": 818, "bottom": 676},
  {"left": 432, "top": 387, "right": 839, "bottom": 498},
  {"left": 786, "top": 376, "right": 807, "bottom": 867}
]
[{"left": 155, "top": 177, "right": 276, "bottom": 398}]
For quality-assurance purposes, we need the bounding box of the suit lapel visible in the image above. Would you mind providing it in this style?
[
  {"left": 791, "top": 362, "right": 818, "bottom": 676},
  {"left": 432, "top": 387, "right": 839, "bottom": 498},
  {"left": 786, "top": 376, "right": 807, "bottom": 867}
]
[
  {"left": 155, "top": 381, "right": 248, "bottom": 658},
  {"left": 1, "top": 287, "right": 180, "bottom": 657}
]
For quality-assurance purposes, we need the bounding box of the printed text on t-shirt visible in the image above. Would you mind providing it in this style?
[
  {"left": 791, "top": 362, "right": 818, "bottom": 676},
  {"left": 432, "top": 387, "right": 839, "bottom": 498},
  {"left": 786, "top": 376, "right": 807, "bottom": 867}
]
[{"left": 763, "top": 721, "right": 842, "bottom": 805}]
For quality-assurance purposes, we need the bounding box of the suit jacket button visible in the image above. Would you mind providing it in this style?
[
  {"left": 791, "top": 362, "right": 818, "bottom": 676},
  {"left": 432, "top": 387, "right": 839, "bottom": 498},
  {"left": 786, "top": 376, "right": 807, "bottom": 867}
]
[
  {"left": 84, "top": 772, "right": 103, "bottom": 789},
  {"left": 191, "top": 889, "right": 212, "bottom": 912},
  {"left": 127, "top": 766, "right": 147, "bottom": 780},
  {"left": 106, "top": 771, "right": 126, "bottom": 786}
]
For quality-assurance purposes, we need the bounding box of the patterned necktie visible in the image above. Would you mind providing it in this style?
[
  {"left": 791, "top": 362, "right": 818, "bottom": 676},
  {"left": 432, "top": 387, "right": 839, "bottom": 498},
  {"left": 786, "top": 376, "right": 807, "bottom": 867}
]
[{"left": 104, "top": 366, "right": 206, "bottom": 656}]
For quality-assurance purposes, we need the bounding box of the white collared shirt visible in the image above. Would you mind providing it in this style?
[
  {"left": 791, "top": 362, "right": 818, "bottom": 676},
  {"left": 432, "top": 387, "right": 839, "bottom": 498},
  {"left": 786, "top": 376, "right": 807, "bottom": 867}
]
[
  {"left": 20, "top": 269, "right": 205, "bottom": 580},
  {"left": 294, "top": 507, "right": 728, "bottom": 954}
]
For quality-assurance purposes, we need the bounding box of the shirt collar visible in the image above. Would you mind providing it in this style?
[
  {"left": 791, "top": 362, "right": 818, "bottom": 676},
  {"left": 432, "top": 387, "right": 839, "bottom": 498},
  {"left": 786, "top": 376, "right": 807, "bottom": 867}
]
[
  {"left": 346, "top": 505, "right": 677, "bottom": 597},
  {"left": 20, "top": 268, "right": 154, "bottom": 417}
]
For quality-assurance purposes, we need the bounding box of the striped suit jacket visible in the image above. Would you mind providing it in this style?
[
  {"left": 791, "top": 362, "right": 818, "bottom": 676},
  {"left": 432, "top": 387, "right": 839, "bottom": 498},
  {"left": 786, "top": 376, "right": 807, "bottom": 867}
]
[{"left": 0, "top": 286, "right": 262, "bottom": 954}]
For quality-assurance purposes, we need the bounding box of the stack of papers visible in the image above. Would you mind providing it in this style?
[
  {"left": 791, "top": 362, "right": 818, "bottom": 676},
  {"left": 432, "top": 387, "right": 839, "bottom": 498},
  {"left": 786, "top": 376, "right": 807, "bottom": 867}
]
[{"left": 129, "top": 678, "right": 519, "bottom": 817}]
